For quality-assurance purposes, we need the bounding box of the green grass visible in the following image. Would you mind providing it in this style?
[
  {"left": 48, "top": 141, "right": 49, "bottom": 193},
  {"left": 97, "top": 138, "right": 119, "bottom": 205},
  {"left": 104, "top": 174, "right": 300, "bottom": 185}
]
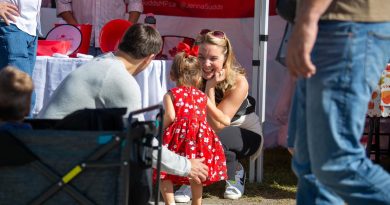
[
  {"left": 243, "top": 147, "right": 297, "bottom": 200},
  {"left": 194, "top": 147, "right": 390, "bottom": 204},
  {"left": 202, "top": 146, "right": 297, "bottom": 203}
]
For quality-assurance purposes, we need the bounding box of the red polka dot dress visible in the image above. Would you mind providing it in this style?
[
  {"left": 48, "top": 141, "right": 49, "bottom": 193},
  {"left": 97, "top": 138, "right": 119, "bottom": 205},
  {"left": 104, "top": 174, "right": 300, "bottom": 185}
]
[{"left": 160, "top": 86, "right": 227, "bottom": 185}]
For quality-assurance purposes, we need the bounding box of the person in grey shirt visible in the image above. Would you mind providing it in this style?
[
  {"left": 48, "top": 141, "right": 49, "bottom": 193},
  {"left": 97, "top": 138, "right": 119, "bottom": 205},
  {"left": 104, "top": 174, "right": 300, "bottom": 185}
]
[{"left": 39, "top": 24, "right": 208, "bottom": 183}]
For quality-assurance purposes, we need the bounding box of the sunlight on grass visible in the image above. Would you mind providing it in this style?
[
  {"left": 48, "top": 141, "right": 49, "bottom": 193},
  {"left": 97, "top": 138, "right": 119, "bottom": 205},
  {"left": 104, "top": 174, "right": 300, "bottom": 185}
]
[
  {"left": 203, "top": 146, "right": 297, "bottom": 203},
  {"left": 269, "top": 181, "right": 297, "bottom": 193},
  {"left": 199, "top": 147, "right": 389, "bottom": 204}
]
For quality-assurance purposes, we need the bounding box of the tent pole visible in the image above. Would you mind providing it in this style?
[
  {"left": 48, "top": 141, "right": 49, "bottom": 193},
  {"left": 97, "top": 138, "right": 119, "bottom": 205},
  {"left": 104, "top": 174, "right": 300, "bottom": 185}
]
[{"left": 250, "top": 0, "right": 269, "bottom": 183}]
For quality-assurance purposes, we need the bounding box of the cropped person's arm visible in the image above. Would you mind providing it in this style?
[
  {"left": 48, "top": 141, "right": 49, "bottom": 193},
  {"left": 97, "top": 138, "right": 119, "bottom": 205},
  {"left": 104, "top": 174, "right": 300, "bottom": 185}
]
[
  {"left": 56, "top": 0, "right": 78, "bottom": 25},
  {"left": 206, "top": 75, "right": 248, "bottom": 132},
  {"left": 128, "top": 11, "right": 141, "bottom": 24},
  {"left": 286, "top": 0, "right": 333, "bottom": 78},
  {"left": 126, "top": 0, "right": 143, "bottom": 24},
  {"left": 151, "top": 138, "right": 209, "bottom": 184}
]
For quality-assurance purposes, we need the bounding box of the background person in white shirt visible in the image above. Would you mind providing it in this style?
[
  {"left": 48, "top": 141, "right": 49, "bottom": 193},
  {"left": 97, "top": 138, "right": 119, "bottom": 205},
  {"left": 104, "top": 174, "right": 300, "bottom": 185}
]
[
  {"left": 56, "top": 0, "right": 143, "bottom": 56},
  {"left": 0, "top": 0, "right": 41, "bottom": 115}
]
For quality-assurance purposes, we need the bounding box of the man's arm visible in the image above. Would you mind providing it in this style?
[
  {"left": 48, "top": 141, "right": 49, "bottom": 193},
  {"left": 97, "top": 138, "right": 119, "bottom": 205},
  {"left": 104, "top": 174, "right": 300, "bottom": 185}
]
[
  {"left": 56, "top": 0, "right": 78, "bottom": 25},
  {"left": 286, "top": 0, "right": 333, "bottom": 78},
  {"left": 152, "top": 138, "right": 208, "bottom": 184}
]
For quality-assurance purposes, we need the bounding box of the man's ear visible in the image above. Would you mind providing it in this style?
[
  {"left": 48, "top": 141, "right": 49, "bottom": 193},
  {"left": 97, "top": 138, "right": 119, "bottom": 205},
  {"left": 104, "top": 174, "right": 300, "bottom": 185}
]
[
  {"left": 135, "top": 54, "right": 157, "bottom": 75},
  {"left": 147, "top": 54, "right": 156, "bottom": 62},
  {"left": 144, "top": 54, "right": 156, "bottom": 66}
]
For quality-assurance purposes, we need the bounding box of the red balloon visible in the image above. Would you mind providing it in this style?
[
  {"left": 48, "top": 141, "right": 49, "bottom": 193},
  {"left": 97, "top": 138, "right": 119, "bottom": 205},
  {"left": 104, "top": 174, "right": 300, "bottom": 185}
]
[{"left": 99, "top": 19, "right": 132, "bottom": 53}]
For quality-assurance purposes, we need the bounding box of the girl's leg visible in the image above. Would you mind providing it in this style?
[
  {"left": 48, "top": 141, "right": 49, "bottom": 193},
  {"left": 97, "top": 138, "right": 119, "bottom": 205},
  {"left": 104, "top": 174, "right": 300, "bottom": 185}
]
[
  {"left": 189, "top": 179, "right": 203, "bottom": 205},
  {"left": 160, "top": 180, "right": 175, "bottom": 205}
]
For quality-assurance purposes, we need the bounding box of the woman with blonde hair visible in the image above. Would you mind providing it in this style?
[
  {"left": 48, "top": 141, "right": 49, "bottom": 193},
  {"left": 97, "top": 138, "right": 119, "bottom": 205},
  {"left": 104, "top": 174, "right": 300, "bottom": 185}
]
[{"left": 174, "top": 30, "right": 263, "bottom": 202}]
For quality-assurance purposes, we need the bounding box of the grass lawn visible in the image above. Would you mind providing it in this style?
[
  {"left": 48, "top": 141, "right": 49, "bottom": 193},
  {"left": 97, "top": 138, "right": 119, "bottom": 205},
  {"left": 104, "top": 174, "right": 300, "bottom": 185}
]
[
  {"left": 198, "top": 146, "right": 297, "bottom": 204},
  {"left": 171, "top": 146, "right": 390, "bottom": 204}
]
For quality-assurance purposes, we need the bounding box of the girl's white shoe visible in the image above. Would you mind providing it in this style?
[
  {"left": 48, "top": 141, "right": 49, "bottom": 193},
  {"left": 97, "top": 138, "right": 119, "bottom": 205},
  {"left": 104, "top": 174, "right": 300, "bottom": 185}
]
[{"left": 174, "top": 185, "right": 192, "bottom": 203}]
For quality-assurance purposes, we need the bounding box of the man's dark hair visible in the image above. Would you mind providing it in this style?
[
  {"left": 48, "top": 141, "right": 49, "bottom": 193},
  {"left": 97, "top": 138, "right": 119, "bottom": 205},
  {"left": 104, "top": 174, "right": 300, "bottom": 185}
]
[{"left": 118, "top": 24, "right": 162, "bottom": 59}]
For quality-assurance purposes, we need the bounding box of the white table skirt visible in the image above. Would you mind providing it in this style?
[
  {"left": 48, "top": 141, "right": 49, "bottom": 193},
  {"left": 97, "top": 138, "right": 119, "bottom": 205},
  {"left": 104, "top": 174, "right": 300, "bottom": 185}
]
[{"left": 32, "top": 56, "right": 173, "bottom": 120}]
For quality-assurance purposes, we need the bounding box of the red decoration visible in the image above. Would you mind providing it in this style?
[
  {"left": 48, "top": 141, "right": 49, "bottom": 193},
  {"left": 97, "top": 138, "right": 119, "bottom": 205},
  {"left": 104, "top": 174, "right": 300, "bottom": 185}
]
[{"left": 176, "top": 42, "right": 199, "bottom": 57}]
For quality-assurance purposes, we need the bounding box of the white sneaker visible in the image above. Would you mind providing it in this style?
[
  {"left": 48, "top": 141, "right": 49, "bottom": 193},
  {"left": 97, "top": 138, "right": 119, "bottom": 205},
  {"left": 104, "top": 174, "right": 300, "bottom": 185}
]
[
  {"left": 174, "top": 185, "right": 192, "bottom": 203},
  {"left": 224, "top": 163, "right": 245, "bottom": 200}
]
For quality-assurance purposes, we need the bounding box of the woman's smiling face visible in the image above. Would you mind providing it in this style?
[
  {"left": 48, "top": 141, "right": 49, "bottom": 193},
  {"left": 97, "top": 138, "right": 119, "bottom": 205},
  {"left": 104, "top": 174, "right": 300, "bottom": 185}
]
[{"left": 198, "top": 43, "right": 225, "bottom": 80}]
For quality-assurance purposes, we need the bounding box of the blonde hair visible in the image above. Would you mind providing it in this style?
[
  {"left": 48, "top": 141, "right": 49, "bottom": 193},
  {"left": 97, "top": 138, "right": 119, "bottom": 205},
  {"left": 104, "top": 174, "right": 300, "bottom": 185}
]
[
  {"left": 0, "top": 66, "right": 34, "bottom": 121},
  {"left": 170, "top": 52, "right": 202, "bottom": 88},
  {"left": 196, "top": 31, "right": 246, "bottom": 94}
]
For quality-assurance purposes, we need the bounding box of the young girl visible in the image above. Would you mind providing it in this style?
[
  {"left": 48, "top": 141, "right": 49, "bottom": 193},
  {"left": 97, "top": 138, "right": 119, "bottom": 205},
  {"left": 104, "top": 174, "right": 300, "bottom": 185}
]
[{"left": 159, "top": 43, "right": 229, "bottom": 205}]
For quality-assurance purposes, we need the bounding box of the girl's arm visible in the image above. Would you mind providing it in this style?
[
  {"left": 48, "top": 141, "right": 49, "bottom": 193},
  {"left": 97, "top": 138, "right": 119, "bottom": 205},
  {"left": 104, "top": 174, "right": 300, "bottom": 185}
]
[
  {"left": 163, "top": 92, "right": 175, "bottom": 129},
  {"left": 206, "top": 75, "right": 249, "bottom": 132},
  {"left": 206, "top": 99, "right": 231, "bottom": 126}
]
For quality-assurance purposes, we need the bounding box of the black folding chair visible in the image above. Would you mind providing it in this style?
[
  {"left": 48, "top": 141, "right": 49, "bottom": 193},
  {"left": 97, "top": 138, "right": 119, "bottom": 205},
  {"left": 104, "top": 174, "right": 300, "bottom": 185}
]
[
  {"left": 0, "top": 129, "right": 126, "bottom": 204},
  {"left": 127, "top": 105, "right": 164, "bottom": 205},
  {"left": 0, "top": 105, "right": 164, "bottom": 205}
]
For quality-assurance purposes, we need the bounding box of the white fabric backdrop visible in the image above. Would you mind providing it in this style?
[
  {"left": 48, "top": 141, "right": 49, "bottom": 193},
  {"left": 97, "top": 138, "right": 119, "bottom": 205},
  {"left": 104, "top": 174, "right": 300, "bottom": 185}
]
[{"left": 39, "top": 9, "right": 293, "bottom": 147}]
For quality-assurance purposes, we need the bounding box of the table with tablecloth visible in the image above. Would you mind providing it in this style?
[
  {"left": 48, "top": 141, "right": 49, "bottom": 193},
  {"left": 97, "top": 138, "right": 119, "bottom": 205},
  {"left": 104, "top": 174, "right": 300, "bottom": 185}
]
[{"left": 32, "top": 56, "right": 173, "bottom": 119}]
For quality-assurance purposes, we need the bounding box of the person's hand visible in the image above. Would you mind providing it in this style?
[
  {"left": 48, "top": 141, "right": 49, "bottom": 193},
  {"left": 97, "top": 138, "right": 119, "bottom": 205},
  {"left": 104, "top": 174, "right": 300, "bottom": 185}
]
[
  {"left": 0, "top": 2, "right": 19, "bottom": 26},
  {"left": 286, "top": 16, "right": 318, "bottom": 78},
  {"left": 187, "top": 158, "right": 209, "bottom": 184}
]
